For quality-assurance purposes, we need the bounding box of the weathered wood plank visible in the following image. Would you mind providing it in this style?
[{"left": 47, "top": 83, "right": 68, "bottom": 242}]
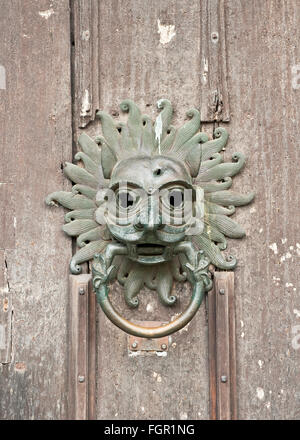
[
  {"left": 78, "top": 0, "right": 210, "bottom": 420},
  {"left": 0, "top": 251, "right": 12, "bottom": 363},
  {"left": 69, "top": 274, "right": 95, "bottom": 420},
  {"left": 214, "top": 272, "right": 236, "bottom": 420},
  {"left": 225, "top": 0, "right": 300, "bottom": 420},
  {"left": 0, "top": 184, "right": 15, "bottom": 250},
  {"left": 72, "top": 0, "right": 100, "bottom": 128},
  {"left": 199, "top": 0, "right": 230, "bottom": 122},
  {"left": 0, "top": 0, "right": 72, "bottom": 419},
  {"left": 208, "top": 272, "right": 237, "bottom": 420},
  {"left": 207, "top": 277, "right": 217, "bottom": 419}
]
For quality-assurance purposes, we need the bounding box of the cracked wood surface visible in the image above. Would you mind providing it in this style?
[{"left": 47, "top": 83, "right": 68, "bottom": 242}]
[
  {"left": 73, "top": 0, "right": 210, "bottom": 420},
  {"left": 0, "top": 0, "right": 299, "bottom": 421},
  {"left": 0, "top": 0, "right": 72, "bottom": 419},
  {"left": 224, "top": 0, "right": 300, "bottom": 419}
]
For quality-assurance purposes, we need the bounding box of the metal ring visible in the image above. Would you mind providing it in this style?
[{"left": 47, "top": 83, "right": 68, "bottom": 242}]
[{"left": 95, "top": 279, "right": 205, "bottom": 338}]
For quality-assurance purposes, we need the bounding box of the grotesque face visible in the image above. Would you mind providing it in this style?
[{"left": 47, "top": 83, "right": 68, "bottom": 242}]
[
  {"left": 103, "top": 155, "right": 195, "bottom": 264},
  {"left": 46, "top": 99, "right": 254, "bottom": 309}
]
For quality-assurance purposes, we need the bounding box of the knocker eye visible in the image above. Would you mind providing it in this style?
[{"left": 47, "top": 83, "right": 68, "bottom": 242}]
[
  {"left": 163, "top": 188, "right": 185, "bottom": 210},
  {"left": 116, "top": 190, "right": 139, "bottom": 210}
]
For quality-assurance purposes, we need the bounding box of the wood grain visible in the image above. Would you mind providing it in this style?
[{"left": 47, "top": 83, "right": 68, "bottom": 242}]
[
  {"left": 225, "top": 0, "right": 300, "bottom": 420},
  {"left": 0, "top": 251, "right": 12, "bottom": 363},
  {"left": 84, "top": 0, "right": 209, "bottom": 420},
  {"left": 199, "top": 0, "right": 230, "bottom": 121},
  {"left": 0, "top": 184, "right": 15, "bottom": 250},
  {"left": 0, "top": 0, "right": 299, "bottom": 421},
  {"left": 69, "top": 274, "right": 95, "bottom": 420},
  {"left": 0, "top": 0, "right": 72, "bottom": 419}
]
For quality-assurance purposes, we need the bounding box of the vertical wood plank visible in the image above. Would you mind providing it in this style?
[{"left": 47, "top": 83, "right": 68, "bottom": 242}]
[
  {"left": 88, "top": 283, "right": 97, "bottom": 420},
  {"left": 69, "top": 274, "right": 95, "bottom": 420},
  {"left": 91, "top": 0, "right": 209, "bottom": 420},
  {"left": 225, "top": 0, "right": 300, "bottom": 420},
  {"left": 0, "top": 0, "right": 72, "bottom": 419},
  {"left": 0, "top": 251, "right": 12, "bottom": 363},
  {"left": 200, "top": 0, "right": 230, "bottom": 121},
  {"left": 0, "top": 184, "right": 15, "bottom": 250},
  {"left": 207, "top": 283, "right": 217, "bottom": 420},
  {"left": 72, "top": 0, "right": 100, "bottom": 128},
  {"left": 208, "top": 272, "right": 237, "bottom": 419}
]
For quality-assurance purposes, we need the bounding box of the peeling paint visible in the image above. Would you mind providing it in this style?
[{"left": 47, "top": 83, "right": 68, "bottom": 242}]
[
  {"left": 281, "top": 238, "right": 287, "bottom": 244},
  {"left": 153, "top": 372, "right": 162, "bottom": 382},
  {"left": 81, "top": 30, "right": 90, "bottom": 41},
  {"left": 285, "top": 282, "right": 293, "bottom": 288},
  {"left": 0, "top": 65, "right": 6, "bottom": 90},
  {"left": 39, "top": 8, "right": 54, "bottom": 19},
  {"left": 156, "top": 351, "right": 167, "bottom": 357},
  {"left": 202, "top": 58, "right": 209, "bottom": 84},
  {"left": 0, "top": 325, "right": 5, "bottom": 349},
  {"left": 258, "top": 360, "right": 264, "bottom": 369},
  {"left": 146, "top": 303, "right": 154, "bottom": 313},
  {"left": 280, "top": 252, "right": 292, "bottom": 263},
  {"left": 293, "top": 309, "right": 300, "bottom": 318},
  {"left": 157, "top": 19, "right": 176, "bottom": 45},
  {"left": 256, "top": 387, "right": 265, "bottom": 400},
  {"left": 80, "top": 89, "right": 91, "bottom": 117},
  {"left": 154, "top": 112, "right": 163, "bottom": 154},
  {"left": 269, "top": 243, "right": 278, "bottom": 254}
]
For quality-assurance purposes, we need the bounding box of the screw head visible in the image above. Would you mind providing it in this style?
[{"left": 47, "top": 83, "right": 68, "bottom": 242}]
[
  {"left": 219, "top": 288, "right": 225, "bottom": 295},
  {"left": 79, "top": 287, "right": 85, "bottom": 295},
  {"left": 221, "top": 375, "right": 227, "bottom": 383},
  {"left": 131, "top": 341, "right": 138, "bottom": 349},
  {"left": 78, "top": 375, "right": 85, "bottom": 383},
  {"left": 161, "top": 344, "right": 167, "bottom": 350}
]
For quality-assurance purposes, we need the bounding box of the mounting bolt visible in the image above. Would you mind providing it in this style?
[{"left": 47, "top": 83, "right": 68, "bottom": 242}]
[
  {"left": 221, "top": 375, "right": 227, "bottom": 383},
  {"left": 78, "top": 375, "right": 85, "bottom": 383},
  {"left": 161, "top": 343, "right": 167, "bottom": 350},
  {"left": 131, "top": 341, "right": 138, "bottom": 349},
  {"left": 79, "top": 287, "right": 85, "bottom": 295},
  {"left": 219, "top": 288, "right": 225, "bottom": 295}
]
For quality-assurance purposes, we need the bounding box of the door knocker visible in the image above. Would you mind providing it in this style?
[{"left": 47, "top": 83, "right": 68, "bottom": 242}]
[{"left": 46, "top": 99, "right": 254, "bottom": 338}]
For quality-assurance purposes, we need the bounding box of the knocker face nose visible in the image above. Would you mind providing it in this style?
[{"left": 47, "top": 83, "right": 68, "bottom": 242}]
[{"left": 134, "top": 194, "right": 162, "bottom": 232}]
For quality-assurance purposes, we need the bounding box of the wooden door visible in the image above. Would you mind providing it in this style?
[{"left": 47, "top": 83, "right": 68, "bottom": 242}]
[{"left": 0, "top": 0, "right": 299, "bottom": 420}]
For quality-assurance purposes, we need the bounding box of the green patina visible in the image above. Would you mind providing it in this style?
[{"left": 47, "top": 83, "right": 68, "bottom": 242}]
[{"left": 46, "top": 99, "right": 254, "bottom": 337}]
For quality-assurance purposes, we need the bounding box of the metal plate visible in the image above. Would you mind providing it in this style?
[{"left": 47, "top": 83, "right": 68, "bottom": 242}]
[{"left": 128, "top": 321, "right": 169, "bottom": 353}]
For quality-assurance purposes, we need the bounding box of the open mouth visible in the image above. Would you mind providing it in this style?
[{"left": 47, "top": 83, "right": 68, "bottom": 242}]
[
  {"left": 136, "top": 244, "right": 165, "bottom": 256},
  {"left": 127, "top": 243, "right": 172, "bottom": 264}
]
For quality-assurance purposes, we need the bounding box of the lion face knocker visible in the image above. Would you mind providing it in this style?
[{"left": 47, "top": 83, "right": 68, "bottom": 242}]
[{"left": 46, "top": 99, "right": 254, "bottom": 338}]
